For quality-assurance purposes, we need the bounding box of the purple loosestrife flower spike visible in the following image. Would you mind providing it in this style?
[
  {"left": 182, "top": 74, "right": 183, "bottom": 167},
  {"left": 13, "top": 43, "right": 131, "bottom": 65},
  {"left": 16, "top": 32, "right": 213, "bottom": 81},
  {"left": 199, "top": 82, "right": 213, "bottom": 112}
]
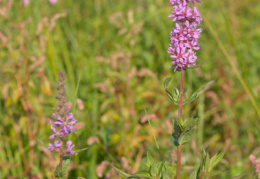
[
  {"left": 168, "top": 0, "right": 202, "bottom": 71},
  {"left": 47, "top": 72, "right": 76, "bottom": 155}
]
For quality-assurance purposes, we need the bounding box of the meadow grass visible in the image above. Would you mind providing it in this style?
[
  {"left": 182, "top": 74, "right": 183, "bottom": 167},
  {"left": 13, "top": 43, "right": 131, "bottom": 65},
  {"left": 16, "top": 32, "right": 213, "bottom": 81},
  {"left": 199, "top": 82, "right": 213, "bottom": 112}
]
[{"left": 0, "top": 0, "right": 260, "bottom": 178}]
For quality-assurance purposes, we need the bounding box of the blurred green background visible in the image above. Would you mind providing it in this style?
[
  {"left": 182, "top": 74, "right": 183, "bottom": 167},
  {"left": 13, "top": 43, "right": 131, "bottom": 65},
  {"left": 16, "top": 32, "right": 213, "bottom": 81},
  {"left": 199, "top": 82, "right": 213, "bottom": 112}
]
[{"left": 0, "top": 0, "right": 260, "bottom": 178}]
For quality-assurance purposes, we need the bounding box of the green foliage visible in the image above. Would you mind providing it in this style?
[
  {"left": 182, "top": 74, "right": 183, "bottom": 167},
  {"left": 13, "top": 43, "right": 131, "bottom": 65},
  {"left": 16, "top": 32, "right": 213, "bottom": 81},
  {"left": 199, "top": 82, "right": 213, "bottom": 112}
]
[
  {"left": 164, "top": 77, "right": 179, "bottom": 105},
  {"left": 189, "top": 150, "right": 226, "bottom": 179},
  {"left": 37, "top": 138, "right": 48, "bottom": 148},
  {"left": 183, "top": 80, "right": 215, "bottom": 105},
  {"left": 146, "top": 152, "right": 154, "bottom": 167},
  {"left": 170, "top": 117, "right": 200, "bottom": 147},
  {"left": 164, "top": 78, "right": 215, "bottom": 106},
  {"left": 209, "top": 151, "right": 225, "bottom": 172},
  {"left": 74, "top": 148, "right": 89, "bottom": 155},
  {"left": 112, "top": 166, "right": 132, "bottom": 178},
  {"left": 54, "top": 156, "right": 71, "bottom": 178},
  {"left": 130, "top": 172, "right": 152, "bottom": 178},
  {"left": 179, "top": 117, "right": 200, "bottom": 145},
  {"left": 113, "top": 152, "right": 175, "bottom": 179}
]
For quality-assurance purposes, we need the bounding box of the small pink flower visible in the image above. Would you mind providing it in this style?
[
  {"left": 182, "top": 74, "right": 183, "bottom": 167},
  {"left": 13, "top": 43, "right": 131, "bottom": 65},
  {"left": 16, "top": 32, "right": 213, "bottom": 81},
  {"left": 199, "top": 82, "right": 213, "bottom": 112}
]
[
  {"left": 23, "top": 0, "right": 30, "bottom": 7},
  {"left": 249, "top": 154, "right": 260, "bottom": 178},
  {"left": 87, "top": 136, "right": 100, "bottom": 145},
  {"left": 49, "top": 0, "right": 58, "bottom": 5},
  {"left": 96, "top": 161, "right": 110, "bottom": 178}
]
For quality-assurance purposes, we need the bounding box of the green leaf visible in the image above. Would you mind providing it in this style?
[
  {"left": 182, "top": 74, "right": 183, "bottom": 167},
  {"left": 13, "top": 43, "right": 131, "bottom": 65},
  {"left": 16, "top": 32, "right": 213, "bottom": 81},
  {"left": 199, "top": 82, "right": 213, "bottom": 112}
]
[
  {"left": 130, "top": 172, "right": 152, "bottom": 178},
  {"left": 231, "top": 173, "right": 247, "bottom": 179},
  {"left": 157, "top": 160, "right": 166, "bottom": 177},
  {"left": 178, "top": 127, "right": 196, "bottom": 145},
  {"left": 74, "top": 148, "right": 89, "bottom": 155},
  {"left": 190, "top": 60, "right": 208, "bottom": 69},
  {"left": 184, "top": 117, "right": 200, "bottom": 130},
  {"left": 178, "top": 118, "right": 200, "bottom": 145},
  {"left": 172, "top": 87, "right": 180, "bottom": 102},
  {"left": 112, "top": 166, "right": 132, "bottom": 178},
  {"left": 164, "top": 77, "right": 179, "bottom": 105},
  {"left": 163, "top": 162, "right": 175, "bottom": 177},
  {"left": 37, "top": 138, "right": 48, "bottom": 148},
  {"left": 204, "top": 170, "right": 228, "bottom": 177},
  {"left": 164, "top": 77, "right": 174, "bottom": 102},
  {"left": 176, "top": 117, "right": 184, "bottom": 131},
  {"left": 54, "top": 156, "right": 70, "bottom": 178},
  {"left": 209, "top": 151, "right": 225, "bottom": 171},
  {"left": 188, "top": 170, "right": 197, "bottom": 179},
  {"left": 146, "top": 152, "right": 154, "bottom": 167},
  {"left": 149, "top": 164, "right": 157, "bottom": 177},
  {"left": 183, "top": 80, "right": 215, "bottom": 105},
  {"left": 205, "top": 152, "right": 210, "bottom": 171}
]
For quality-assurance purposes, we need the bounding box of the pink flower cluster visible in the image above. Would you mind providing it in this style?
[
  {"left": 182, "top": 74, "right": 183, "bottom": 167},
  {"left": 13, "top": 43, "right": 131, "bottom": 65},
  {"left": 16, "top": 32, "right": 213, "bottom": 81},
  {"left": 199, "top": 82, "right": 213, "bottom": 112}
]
[
  {"left": 168, "top": 0, "right": 202, "bottom": 71},
  {"left": 249, "top": 154, "right": 260, "bottom": 178},
  {"left": 48, "top": 108, "right": 76, "bottom": 155}
]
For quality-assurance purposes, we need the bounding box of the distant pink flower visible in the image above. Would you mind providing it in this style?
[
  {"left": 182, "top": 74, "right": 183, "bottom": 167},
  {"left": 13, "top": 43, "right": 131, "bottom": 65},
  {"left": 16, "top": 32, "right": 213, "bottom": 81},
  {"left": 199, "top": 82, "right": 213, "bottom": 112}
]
[
  {"left": 138, "top": 68, "right": 156, "bottom": 78},
  {"left": 49, "top": 0, "right": 58, "bottom": 4},
  {"left": 96, "top": 161, "right": 110, "bottom": 178},
  {"left": 121, "top": 157, "right": 129, "bottom": 169},
  {"left": 87, "top": 136, "right": 100, "bottom": 145},
  {"left": 23, "top": 0, "right": 30, "bottom": 7},
  {"left": 77, "top": 98, "right": 85, "bottom": 110},
  {"left": 140, "top": 114, "right": 157, "bottom": 123},
  {"left": 249, "top": 154, "right": 260, "bottom": 178}
]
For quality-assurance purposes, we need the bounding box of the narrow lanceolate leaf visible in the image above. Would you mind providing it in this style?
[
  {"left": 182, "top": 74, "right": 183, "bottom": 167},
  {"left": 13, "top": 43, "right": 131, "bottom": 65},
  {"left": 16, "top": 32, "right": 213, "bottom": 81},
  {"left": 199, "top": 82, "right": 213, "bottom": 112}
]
[
  {"left": 183, "top": 80, "right": 215, "bottom": 105},
  {"left": 178, "top": 127, "right": 196, "bottom": 145},
  {"left": 172, "top": 87, "right": 180, "bottom": 101},
  {"left": 190, "top": 60, "right": 208, "bottom": 69},
  {"left": 130, "top": 172, "right": 152, "bottom": 178},
  {"left": 204, "top": 170, "right": 228, "bottom": 177},
  {"left": 205, "top": 152, "right": 210, "bottom": 171},
  {"left": 37, "top": 138, "right": 48, "bottom": 148},
  {"left": 209, "top": 151, "right": 225, "bottom": 171},
  {"left": 164, "top": 77, "right": 179, "bottom": 105},
  {"left": 146, "top": 152, "right": 154, "bottom": 167},
  {"left": 112, "top": 166, "right": 132, "bottom": 178},
  {"left": 178, "top": 118, "right": 200, "bottom": 145},
  {"left": 74, "top": 148, "right": 89, "bottom": 155},
  {"left": 164, "top": 77, "right": 174, "bottom": 102},
  {"left": 184, "top": 117, "right": 200, "bottom": 130},
  {"left": 157, "top": 160, "right": 166, "bottom": 177},
  {"left": 176, "top": 117, "right": 184, "bottom": 131},
  {"left": 188, "top": 170, "right": 197, "bottom": 179},
  {"left": 54, "top": 156, "right": 70, "bottom": 178},
  {"left": 149, "top": 164, "right": 157, "bottom": 177},
  {"left": 231, "top": 173, "right": 247, "bottom": 179}
]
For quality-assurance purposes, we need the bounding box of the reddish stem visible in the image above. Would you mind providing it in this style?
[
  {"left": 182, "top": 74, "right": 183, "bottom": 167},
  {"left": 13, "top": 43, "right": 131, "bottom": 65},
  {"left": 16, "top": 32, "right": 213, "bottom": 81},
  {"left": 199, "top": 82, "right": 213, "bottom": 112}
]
[
  {"left": 199, "top": 171, "right": 206, "bottom": 179},
  {"left": 176, "top": 69, "right": 185, "bottom": 179}
]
